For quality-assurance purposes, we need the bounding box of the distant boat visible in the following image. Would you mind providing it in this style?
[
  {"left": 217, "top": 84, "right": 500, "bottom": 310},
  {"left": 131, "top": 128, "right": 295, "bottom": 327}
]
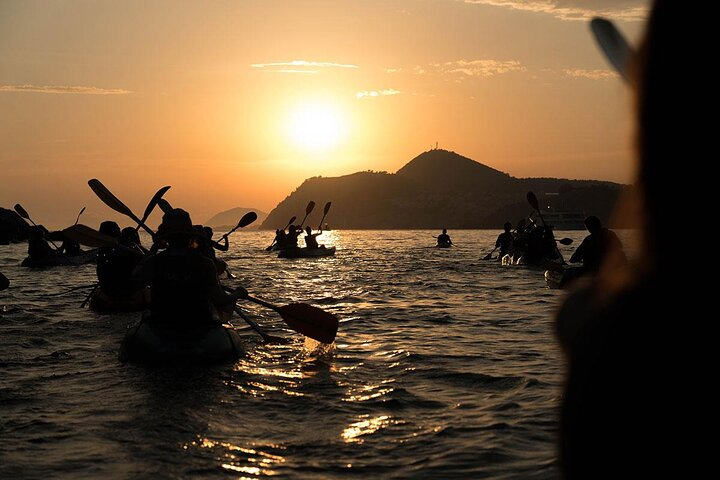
[{"left": 535, "top": 209, "right": 585, "bottom": 230}]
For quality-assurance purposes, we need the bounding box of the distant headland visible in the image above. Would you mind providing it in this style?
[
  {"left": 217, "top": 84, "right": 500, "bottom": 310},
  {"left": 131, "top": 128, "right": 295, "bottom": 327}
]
[{"left": 260, "top": 149, "right": 627, "bottom": 230}]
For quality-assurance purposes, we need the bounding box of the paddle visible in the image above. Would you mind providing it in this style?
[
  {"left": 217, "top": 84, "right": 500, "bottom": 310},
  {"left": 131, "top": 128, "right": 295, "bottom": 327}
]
[
  {"left": 14, "top": 204, "right": 60, "bottom": 249},
  {"left": 559, "top": 238, "right": 574, "bottom": 246},
  {"left": 482, "top": 247, "right": 497, "bottom": 261},
  {"left": 316, "top": 202, "right": 331, "bottom": 231},
  {"left": 266, "top": 216, "right": 297, "bottom": 251},
  {"left": 298, "top": 201, "right": 316, "bottom": 229},
  {"left": 135, "top": 186, "right": 171, "bottom": 232},
  {"left": 74, "top": 207, "right": 86, "bottom": 226},
  {"left": 157, "top": 198, "right": 173, "bottom": 215},
  {"left": 284, "top": 216, "right": 297, "bottom": 230},
  {"left": 590, "top": 17, "right": 634, "bottom": 84},
  {"left": 62, "top": 224, "right": 143, "bottom": 256},
  {"left": 87, "top": 179, "right": 156, "bottom": 238},
  {"left": 246, "top": 294, "right": 338, "bottom": 344},
  {"left": 221, "top": 211, "right": 258, "bottom": 240},
  {"left": 0, "top": 271, "right": 9, "bottom": 291},
  {"left": 80, "top": 284, "right": 99, "bottom": 308},
  {"left": 230, "top": 305, "right": 286, "bottom": 343}
]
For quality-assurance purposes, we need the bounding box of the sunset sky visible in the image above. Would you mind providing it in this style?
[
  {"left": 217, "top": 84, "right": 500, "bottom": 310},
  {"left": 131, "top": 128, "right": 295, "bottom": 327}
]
[{"left": 0, "top": 0, "right": 648, "bottom": 227}]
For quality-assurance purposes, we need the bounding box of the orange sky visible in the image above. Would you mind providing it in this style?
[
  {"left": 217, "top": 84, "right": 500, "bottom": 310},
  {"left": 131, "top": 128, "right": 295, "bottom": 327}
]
[{"left": 0, "top": 0, "right": 648, "bottom": 228}]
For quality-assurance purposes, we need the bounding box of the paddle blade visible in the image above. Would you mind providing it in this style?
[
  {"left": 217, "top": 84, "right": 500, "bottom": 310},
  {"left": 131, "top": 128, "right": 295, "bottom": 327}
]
[
  {"left": 305, "top": 201, "right": 316, "bottom": 215},
  {"left": 277, "top": 303, "right": 338, "bottom": 344},
  {"left": 482, "top": 252, "right": 493, "bottom": 261},
  {"left": 0, "top": 271, "right": 9, "bottom": 291},
  {"left": 287, "top": 216, "right": 296, "bottom": 225},
  {"left": 141, "top": 186, "right": 171, "bottom": 223},
  {"left": 88, "top": 179, "right": 134, "bottom": 217},
  {"left": 590, "top": 18, "right": 633, "bottom": 83},
  {"left": 13, "top": 204, "right": 30, "bottom": 220},
  {"left": 63, "top": 224, "right": 119, "bottom": 248},
  {"left": 526, "top": 191, "right": 539, "bottom": 210},
  {"left": 559, "top": 238, "right": 574, "bottom": 245},
  {"left": 238, "top": 211, "right": 258, "bottom": 228},
  {"left": 157, "top": 198, "right": 173, "bottom": 214},
  {"left": 323, "top": 202, "right": 332, "bottom": 215}
]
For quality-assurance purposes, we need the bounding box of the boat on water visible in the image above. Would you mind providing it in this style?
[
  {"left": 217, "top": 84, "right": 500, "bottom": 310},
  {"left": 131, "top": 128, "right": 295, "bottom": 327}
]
[
  {"left": 436, "top": 241, "right": 452, "bottom": 248},
  {"left": 545, "top": 267, "right": 587, "bottom": 289},
  {"left": 501, "top": 253, "right": 564, "bottom": 269},
  {"left": 20, "top": 249, "right": 98, "bottom": 268},
  {"left": 119, "top": 313, "right": 244, "bottom": 364}
]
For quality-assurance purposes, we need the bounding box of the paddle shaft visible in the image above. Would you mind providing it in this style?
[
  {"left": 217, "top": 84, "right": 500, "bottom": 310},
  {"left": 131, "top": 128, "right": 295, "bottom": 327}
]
[
  {"left": 81, "top": 284, "right": 99, "bottom": 308},
  {"left": 232, "top": 305, "right": 273, "bottom": 342},
  {"left": 88, "top": 179, "right": 156, "bottom": 238},
  {"left": 74, "top": 207, "right": 86, "bottom": 226},
  {"left": 16, "top": 207, "right": 60, "bottom": 249},
  {"left": 317, "top": 202, "right": 331, "bottom": 231},
  {"left": 298, "top": 202, "right": 315, "bottom": 229}
]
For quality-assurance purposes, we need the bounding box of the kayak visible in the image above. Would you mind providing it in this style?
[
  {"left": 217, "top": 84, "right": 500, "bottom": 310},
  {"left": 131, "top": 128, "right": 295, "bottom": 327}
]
[
  {"left": 501, "top": 253, "right": 563, "bottom": 268},
  {"left": 20, "top": 249, "right": 97, "bottom": 268},
  {"left": 89, "top": 288, "right": 148, "bottom": 314},
  {"left": 119, "top": 315, "right": 244, "bottom": 364},
  {"left": 545, "top": 267, "right": 587, "bottom": 289},
  {"left": 278, "top": 246, "right": 336, "bottom": 258},
  {"left": 436, "top": 242, "right": 452, "bottom": 248}
]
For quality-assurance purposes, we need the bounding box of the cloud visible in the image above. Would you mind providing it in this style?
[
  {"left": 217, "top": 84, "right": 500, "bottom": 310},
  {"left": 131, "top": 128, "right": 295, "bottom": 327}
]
[
  {"left": 463, "top": 0, "right": 649, "bottom": 21},
  {"left": 356, "top": 89, "right": 402, "bottom": 99},
  {"left": 564, "top": 68, "right": 619, "bottom": 79},
  {"left": 250, "top": 60, "right": 359, "bottom": 73},
  {"left": 419, "top": 59, "right": 526, "bottom": 78},
  {"left": 0, "top": 84, "right": 132, "bottom": 94}
]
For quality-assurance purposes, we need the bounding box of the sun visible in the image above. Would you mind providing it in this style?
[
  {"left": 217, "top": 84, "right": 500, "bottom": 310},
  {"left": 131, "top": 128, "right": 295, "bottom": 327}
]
[{"left": 286, "top": 102, "right": 348, "bottom": 151}]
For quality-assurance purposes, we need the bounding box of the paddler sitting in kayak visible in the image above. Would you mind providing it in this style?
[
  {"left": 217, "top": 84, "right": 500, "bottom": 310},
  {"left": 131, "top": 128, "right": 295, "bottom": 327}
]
[
  {"left": 304, "top": 225, "right": 324, "bottom": 249},
  {"left": 192, "top": 225, "right": 229, "bottom": 276},
  {"left": 91, "top": 221, "right": 147, "bottom": 312},
  {"left": 437, "top": 229, "right": 452, "bottom": 246},
  {"left": 569, "top": 216, "right": 625, "bottom": 274},
  {"left": 27, "top": 226, "right": 56, "bottom": 263},
  {"left": 495, "top": 222, "right": 514, "bottom": 257},
  {"left": 286, "top": 225, "right": 301, "bottom": 248},
  {"left": 135, "top": 208, "right": 247, "bottom": 328},
  {"left": 121, "top": 227, "right": 149, "bottom": 255},
  {"left": 203, "top": 226, "right": 229, "bottom": 252}
]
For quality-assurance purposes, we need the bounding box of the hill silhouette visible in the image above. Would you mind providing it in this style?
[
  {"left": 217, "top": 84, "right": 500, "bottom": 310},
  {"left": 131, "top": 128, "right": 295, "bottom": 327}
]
[
  {"left": 260, "top": 149, "right": 626, "bottom": 230},
  {"left": 205, "top": 207, "right": 267, "bottom": 231}
]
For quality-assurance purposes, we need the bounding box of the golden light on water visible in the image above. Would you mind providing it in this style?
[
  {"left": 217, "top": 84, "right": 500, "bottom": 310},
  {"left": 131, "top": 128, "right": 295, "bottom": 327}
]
[
  {"left": 341, "top": 415, "right": 395, "bottom": 444},
  {"left": 190, "top": 437, "right": 285, "bottom": 477}
]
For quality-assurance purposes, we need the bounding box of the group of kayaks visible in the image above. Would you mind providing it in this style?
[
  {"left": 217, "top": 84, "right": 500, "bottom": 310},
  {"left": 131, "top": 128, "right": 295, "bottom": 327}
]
[{"left": 4, "top": 187, "right": 342, "bottom": 366}]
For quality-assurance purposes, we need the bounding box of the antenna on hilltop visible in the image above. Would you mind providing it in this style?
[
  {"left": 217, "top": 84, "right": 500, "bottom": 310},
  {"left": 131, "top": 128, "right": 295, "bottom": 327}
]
[{"left": 435, "top": 141, "right": 438, "bottom": 150}]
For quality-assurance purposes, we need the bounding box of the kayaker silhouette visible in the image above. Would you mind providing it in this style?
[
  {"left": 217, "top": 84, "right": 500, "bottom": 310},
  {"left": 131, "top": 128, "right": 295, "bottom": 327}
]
[
  {"left": 495, "top": 222, "right": 514, "bottom": 257},
  {"left": 135, "top": 208, "right": 247, "bottom": 329},
  {"left": 437, "top": 229, "right": 452, "bottom": 246},
  {"left": 304, "top": 225, "right": 322, "bottom": 249},
  {"left": 568, "top": 216, "right": 625, "bottom": 274}
]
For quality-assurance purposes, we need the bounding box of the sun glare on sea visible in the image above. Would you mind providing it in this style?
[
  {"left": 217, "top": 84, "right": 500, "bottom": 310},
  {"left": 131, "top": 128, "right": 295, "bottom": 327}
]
[{"left": 286, "top": 102, "right": 347, "bottom": 151}]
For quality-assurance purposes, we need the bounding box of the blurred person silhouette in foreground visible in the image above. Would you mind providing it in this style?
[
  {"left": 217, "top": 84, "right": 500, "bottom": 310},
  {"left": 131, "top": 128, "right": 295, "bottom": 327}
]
[{"left": 556, "top": 1, "right": 693, "bottom": 477}]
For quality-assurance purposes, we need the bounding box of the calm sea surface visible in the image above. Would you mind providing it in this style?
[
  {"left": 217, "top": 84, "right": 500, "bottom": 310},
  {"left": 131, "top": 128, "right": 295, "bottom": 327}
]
[{"left": 0, "top": 229, "right": 601, "bottom": 479}]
